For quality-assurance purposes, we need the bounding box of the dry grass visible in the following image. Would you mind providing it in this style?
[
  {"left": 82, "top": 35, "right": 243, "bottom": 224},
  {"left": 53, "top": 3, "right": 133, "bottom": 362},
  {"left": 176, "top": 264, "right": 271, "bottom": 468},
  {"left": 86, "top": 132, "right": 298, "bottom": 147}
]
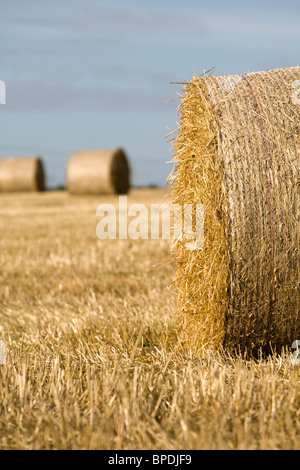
[{"left": 0, "top": 189, "right": 299, "bottom": 450}]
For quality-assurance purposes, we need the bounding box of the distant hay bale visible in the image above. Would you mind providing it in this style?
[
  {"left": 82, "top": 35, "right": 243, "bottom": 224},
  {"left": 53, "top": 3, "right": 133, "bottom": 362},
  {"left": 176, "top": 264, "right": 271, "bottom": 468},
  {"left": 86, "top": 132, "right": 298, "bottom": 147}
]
[
  {"left": 0, "top": 157, "right": 45, "bottom": 192},
  {"left": 67, "top": 148, "right": 130, "bottom": 195},
  {"left": 171, "top": 67, "right": 300, "bottom": 354}
]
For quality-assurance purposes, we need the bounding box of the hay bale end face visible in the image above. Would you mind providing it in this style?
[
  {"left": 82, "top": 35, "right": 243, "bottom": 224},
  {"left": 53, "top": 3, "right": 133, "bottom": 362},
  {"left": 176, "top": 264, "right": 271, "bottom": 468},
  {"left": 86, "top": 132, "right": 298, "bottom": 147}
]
[
  {"left": 0, "top": 157, "right": 45, "bottom": 192},
  {"left": 67, "top": 148, "right": 130, "bottom": 195},
  {"left": 172, "top": 67, "right": 300, "bottom": 354}
]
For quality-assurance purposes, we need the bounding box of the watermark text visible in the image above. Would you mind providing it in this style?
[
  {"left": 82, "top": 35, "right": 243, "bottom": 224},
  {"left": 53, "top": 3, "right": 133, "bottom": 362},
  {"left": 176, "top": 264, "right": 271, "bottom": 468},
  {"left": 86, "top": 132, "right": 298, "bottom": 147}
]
[
  {"left": 96, "top": 196, "right": 204, "bottom": 250},
  {"left": 291, "top": 340, "right": 300, "bottom": 365},
  {"left": 292, "top": 80, "right": 300, "bottom": 105},
  {"left": 0, "top": 341, "right": 6, "bottom": 364},
  {"left": 0, "top": 80, "right": 6, "bottom": 105}
]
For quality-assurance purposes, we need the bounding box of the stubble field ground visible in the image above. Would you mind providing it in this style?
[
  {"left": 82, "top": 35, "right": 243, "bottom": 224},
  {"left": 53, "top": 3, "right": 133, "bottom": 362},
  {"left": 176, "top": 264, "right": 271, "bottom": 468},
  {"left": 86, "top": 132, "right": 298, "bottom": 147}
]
[{"left": 0, "top": 188, "right": 299, "bottom": 450}]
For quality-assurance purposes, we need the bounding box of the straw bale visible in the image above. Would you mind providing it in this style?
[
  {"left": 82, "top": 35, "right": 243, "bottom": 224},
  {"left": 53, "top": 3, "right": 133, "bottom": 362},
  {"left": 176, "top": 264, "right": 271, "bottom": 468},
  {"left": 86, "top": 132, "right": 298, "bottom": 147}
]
[
  {"left": 0, "top": 156, "right": 45, "bottom": 192},
  {"left": 67, "top": 148, "right": 130, "bottom": 195},
  {"left": 171, "top": 67, "right": 300, "bottom": 354}
]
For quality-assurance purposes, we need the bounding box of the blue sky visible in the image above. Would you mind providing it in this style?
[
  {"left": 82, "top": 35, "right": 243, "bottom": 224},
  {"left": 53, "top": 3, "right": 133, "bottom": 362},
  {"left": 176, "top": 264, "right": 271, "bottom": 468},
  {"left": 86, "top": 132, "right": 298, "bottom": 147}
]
[{"left": 0, "top": 0, "right": 299, "bottom": 187}]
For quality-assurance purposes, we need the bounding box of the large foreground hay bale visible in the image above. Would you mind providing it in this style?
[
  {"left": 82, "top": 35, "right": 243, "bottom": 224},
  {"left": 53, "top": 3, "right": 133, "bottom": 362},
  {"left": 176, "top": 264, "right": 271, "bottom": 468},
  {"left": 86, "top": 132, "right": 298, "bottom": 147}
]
[
  {"left": 0, "top": 157, "right": 45, "bottom": 192},
  {"left": 171, "top": 67, "right": 300, "bottom": 354},
  {"left": 67, "top": 148, "right": 130, "bottom": 194}
]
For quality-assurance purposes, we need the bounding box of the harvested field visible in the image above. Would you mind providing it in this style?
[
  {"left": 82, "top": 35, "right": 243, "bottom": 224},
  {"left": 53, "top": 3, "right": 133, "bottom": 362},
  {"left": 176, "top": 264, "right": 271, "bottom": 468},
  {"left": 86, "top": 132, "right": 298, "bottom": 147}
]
[{"left": 0, "top": 189, "right": 299, "bottom": 450}]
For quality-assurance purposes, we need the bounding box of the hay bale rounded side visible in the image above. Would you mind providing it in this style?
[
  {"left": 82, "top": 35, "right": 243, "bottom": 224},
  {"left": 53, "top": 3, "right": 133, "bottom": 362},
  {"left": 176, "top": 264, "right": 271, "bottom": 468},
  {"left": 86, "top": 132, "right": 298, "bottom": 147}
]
[
  {"left": 0, "top": 157, "right": 45, "bottom": 192},
  {"left": 66, "top": 148, "right": 130, "bottom": 195},
  {"left": 171, "top": 67, "right": 300, "bottom": 354}
]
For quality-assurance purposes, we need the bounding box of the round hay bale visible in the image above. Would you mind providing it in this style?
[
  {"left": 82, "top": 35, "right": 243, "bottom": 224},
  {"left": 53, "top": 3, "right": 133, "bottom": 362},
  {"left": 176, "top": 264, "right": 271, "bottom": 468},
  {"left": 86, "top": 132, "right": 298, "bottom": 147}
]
[
  {"left": 171, "top": 67, "right": 300, "bottom": 354},
  {"left": 67, "top": 148, "right": 130, "bottom": 195},
  {"left": 0, "top": 156, "right": 45, "bottom": 192}
]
